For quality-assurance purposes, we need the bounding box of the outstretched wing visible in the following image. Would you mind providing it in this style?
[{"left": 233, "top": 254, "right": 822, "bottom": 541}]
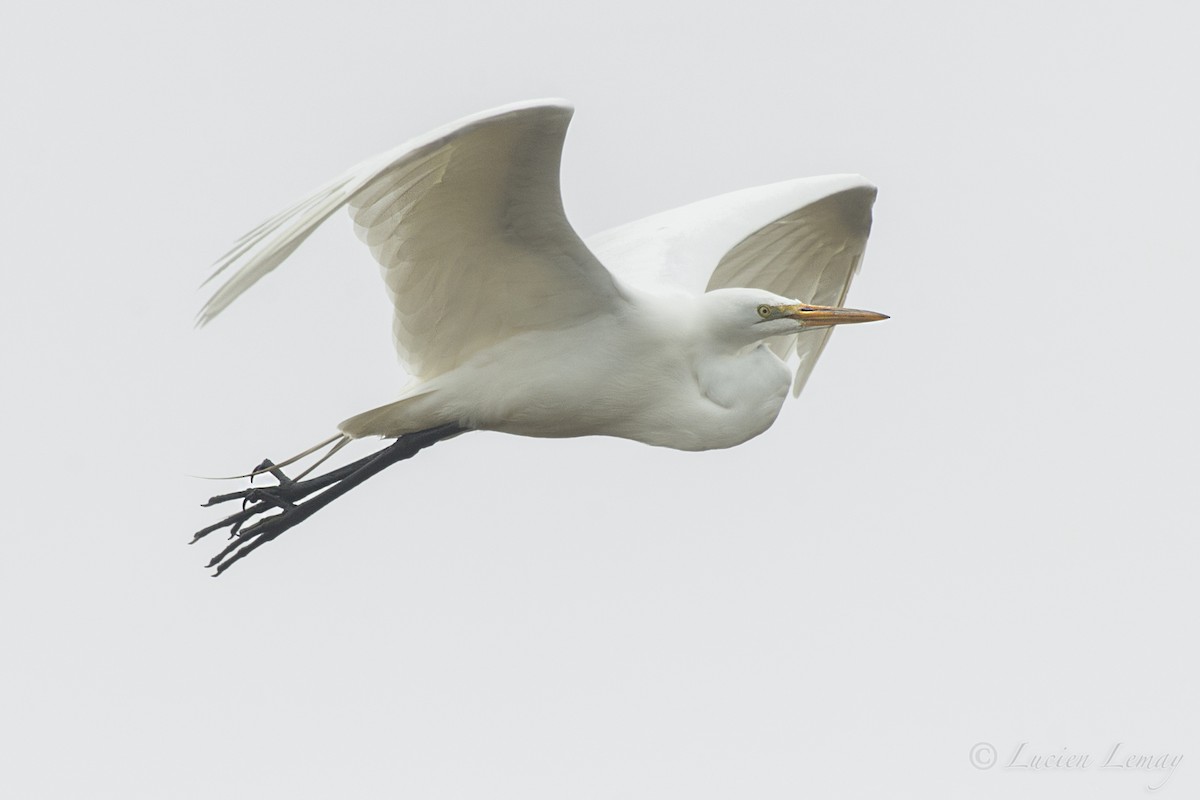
[
  {"left": 586, "top": 175, "right": 876, "bottom": 396},
  {"left": 199, "top": 99, "right": 622, "bottom": 378}
]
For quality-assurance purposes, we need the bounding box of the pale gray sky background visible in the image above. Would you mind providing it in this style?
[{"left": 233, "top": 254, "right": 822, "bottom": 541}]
[{"left": 2, "top": 1, "right": 1198, "bottom": 797}]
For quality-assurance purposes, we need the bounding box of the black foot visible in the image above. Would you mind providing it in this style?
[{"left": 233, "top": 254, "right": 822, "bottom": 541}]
[{"left": 192, "top": 424, "right": 464, "bottom": 576}]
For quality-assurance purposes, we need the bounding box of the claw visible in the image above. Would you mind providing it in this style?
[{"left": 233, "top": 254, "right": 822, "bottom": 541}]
[
  {"left": 193, "top": 423, "right": 465, "bottom": 575},
  {"left": 202, "top": 489, "right": 250, "bottom": 507}
]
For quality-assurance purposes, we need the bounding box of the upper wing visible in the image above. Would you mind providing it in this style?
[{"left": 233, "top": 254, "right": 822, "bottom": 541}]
[
  {"left": 199, "top": 99, "right": 622, "bottom": 378},
  {"left": 586, "top": 175, "right": 876, "bottom": 395}
]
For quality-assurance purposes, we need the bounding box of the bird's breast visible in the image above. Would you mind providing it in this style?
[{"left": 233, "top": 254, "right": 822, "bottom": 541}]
[
  {"left": 580, "top": 340, "right": 791, "bottom": 451},
  {"left": 669, "top": 344, "right": 791, "bottom": 449}
]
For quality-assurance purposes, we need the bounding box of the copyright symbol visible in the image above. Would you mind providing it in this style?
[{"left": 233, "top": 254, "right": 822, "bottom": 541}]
[{"left": 969, "top": 742, "right": 997, "bottom": 770}]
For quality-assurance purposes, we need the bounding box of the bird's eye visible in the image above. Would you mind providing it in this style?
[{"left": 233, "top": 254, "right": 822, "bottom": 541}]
[{"left": 757, "top": 304, "right": 772, "bottom": 319}]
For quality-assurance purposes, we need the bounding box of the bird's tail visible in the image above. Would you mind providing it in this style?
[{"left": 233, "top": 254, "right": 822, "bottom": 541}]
[{"left": 338, "top": 385, "right": 447, "bottom": 439}]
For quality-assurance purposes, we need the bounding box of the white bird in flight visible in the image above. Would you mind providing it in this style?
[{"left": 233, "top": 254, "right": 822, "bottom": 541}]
[{"left": 193, "top": 99, "right": 888, "bottom": 574}]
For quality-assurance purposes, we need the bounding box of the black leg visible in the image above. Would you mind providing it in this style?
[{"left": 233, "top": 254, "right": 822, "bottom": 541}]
[{"left": 193, "top": 423, "right": 465, "bottom": 576}]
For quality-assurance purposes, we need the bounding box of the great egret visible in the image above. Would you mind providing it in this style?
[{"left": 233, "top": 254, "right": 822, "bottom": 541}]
[{"left": 193, "top": 99, "right": 888, "bottom": 574}]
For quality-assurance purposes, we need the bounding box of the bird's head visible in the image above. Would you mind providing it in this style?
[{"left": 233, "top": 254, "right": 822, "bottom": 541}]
[{"left": 700, "top": 288, "right": 889, "bottom": 348}]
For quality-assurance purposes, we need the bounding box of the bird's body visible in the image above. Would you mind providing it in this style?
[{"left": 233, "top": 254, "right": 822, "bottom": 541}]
[
  {"left": 341, "top": 288, "right": 794, "bottom": 450},
  {"left": 194, "top": 99, "right": 888, "bottom": 573}
]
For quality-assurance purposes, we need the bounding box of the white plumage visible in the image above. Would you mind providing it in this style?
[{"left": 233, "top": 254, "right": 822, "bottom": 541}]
[
  {"left": 200, "top": 99, "right": 882, "bottom": 450},
  {"left": 193, "top": 99, "right": 888, "bottom": 573}
]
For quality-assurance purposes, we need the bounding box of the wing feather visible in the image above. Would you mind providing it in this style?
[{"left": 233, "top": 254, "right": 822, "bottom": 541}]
[
  {"left": 587, "top": 175, "right": 876, "bottom": 396},
  {"left": 201, "top": 103, "right": 874, "bottom": 398},
  {"left": 199, "top": 100, "right": 621, "bottom": 379}
]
